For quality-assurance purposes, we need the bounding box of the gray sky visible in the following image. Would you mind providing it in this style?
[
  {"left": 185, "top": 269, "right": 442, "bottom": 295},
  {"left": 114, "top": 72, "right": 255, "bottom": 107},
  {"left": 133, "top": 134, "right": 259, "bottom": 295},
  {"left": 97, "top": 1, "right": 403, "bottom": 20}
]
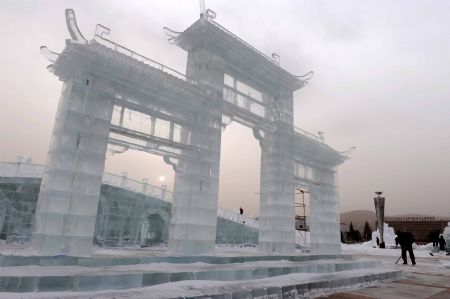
[{"left": 1, "top": 0, "right": 450, "bottom": 217}]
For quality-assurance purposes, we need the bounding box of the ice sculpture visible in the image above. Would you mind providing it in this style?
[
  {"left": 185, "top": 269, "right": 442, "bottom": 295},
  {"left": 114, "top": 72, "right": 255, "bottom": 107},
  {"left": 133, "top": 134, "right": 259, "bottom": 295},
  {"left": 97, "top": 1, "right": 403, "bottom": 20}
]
[
  {"left": 372, "top": 223, "right": 397, "bottom": 247},
  {"left": 443, "top": 222, "right": 450, "bottom": 251},
  {"left": 32, "top": 8, "right": 350, "bottom": 256}
]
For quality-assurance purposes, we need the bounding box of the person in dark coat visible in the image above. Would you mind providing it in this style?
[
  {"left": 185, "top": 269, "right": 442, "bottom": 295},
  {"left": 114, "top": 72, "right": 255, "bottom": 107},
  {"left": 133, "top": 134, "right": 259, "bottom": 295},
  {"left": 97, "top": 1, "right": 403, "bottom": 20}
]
[
  {"left": 428, "top": 230, "right": 437, "bottom": 247},
  {"left": 396, "top": 230, "right": 416, "bottom": 265},
  {"left": 439, "top": 235, "right": 446, "bottom": 252},
  {"left": 432, "top": 230, "right": 440, "bottom": 247}
]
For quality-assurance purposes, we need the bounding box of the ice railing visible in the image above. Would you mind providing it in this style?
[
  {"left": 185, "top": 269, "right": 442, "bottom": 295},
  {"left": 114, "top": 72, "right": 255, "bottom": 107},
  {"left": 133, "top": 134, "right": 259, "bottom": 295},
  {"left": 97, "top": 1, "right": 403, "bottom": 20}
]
[
  {"left": 90, "top": 23, "right": 320, "bottom": 145},
  {"left": 294, "top": 126, "right": 324, "bottom": 143},
  {"left": 217, "top": 208, "right": 258, "bottom": 229},
  {"left": 93, "top": 24, "right": 196, "bottom": 84},
  {"left": 0, "top": 162, "right": 259, "bottom": 229},
  {"left": 0, "top": 162, "right": 171, "bottom": 201}
]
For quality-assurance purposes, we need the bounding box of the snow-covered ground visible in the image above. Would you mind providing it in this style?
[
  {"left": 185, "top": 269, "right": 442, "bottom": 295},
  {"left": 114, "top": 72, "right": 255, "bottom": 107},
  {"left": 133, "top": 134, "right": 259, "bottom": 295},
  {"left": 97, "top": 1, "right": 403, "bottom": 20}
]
[{"left": 341, "top": 241, "right": 437, "bottom": 258}]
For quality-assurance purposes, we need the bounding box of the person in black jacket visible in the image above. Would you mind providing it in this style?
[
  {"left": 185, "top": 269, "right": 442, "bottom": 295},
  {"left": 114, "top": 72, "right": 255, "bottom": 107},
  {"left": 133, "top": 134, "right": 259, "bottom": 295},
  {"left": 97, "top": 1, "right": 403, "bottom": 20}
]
[
  {"left": 439, "top": 235, "right": 447, "bottom": 252},
  {"left": 396, "top": 230, "right": 416, "bottom": 265}
]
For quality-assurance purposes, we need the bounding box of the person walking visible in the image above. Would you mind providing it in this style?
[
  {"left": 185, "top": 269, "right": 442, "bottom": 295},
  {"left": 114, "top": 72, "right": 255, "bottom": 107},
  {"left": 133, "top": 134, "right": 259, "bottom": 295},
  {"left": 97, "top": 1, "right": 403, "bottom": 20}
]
[
  {"left": 439, "top": 235, "right": 446, "bottom": 252},
  {"left": 397, "top": 230, "right": 416, "bottom": 265}
]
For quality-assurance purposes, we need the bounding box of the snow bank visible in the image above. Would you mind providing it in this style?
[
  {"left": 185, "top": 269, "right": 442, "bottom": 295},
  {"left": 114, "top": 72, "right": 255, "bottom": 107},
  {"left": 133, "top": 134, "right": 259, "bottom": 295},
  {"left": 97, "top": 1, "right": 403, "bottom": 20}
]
[
  {"left": 438, "top": 260, "right": 450, "bottom": 269},
  {"left": 371, "top": 223, "right": 396, "bottom": 247}
]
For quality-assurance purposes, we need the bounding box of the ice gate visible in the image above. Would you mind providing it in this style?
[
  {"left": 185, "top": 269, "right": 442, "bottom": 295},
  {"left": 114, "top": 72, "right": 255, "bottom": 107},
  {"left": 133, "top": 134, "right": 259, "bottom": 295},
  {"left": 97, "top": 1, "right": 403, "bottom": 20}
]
[{"left": 33, "top": 9, "right": 349, "bottom": 256}]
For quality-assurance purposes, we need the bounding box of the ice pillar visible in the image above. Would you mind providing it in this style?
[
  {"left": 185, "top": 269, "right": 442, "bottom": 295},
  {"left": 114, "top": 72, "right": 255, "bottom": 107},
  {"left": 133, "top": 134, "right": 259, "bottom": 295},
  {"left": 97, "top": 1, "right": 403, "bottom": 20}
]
[
  {"left": 32, "top": 74, "right": 114, "bottom": 256},
  {"left": 259, "top": 91, "right": 296, "bottom": 254},
  {"left": 168, "top": 48, "right": 224, "bottom": 255},
  {"left": 309, "top": 185, "right": 341, "bottom": 254}
]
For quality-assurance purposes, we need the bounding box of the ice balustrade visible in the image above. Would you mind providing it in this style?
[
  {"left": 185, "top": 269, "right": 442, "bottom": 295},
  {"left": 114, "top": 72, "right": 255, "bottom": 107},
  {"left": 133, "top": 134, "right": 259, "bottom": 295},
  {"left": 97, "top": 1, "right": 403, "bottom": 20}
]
[
  {"left": 0, "top": 162, "right": 258, "bottom": 229},
  {"left": 83, "top": 20, "right": 323, "bottom": 144},
  {"left": 217, "top": 208, "right": 258, "bottom": 229},
  {"left": 93, "top": 24, "right": 196, "bottom": 84},
  {"left": 0, "top": 162, "right": 45, "bottom": 178},
  {"left": 95, "top": 21, "right": 322, "bottom": 143},
  {"left": 0, "top": 162, "right": 170, "bottom": 200},
  {"left": 111, "top": 105, "right": 189, "bottom": 145},
  {"left": 294, "top": 126, "right": 324, "bottom": 143}
]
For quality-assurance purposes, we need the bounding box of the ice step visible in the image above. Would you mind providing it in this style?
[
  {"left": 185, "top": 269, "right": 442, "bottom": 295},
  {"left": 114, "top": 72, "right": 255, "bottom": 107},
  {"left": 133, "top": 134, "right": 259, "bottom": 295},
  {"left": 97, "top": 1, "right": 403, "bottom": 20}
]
[
  {"left": 0, "top": 259, "right": 386, "bottom": 292},
  {"left": 0, "top": 254, "right": 350, "bottom": 267},
  {"left": 118, "top": 268, "right": 404, "bottom": 299}
]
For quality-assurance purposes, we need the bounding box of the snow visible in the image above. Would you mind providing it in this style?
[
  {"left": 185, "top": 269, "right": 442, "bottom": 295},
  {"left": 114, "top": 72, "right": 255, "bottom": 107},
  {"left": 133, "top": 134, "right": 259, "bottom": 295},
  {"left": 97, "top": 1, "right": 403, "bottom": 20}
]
[
  {"left": 371, "top": 223, "right": 397, "bottom": 247},
  {"left": 341, "top": 242, "right": 433, "bottom": 258},
  {"left": 1, "top": 241, "right": 449, "bottom": 298}
]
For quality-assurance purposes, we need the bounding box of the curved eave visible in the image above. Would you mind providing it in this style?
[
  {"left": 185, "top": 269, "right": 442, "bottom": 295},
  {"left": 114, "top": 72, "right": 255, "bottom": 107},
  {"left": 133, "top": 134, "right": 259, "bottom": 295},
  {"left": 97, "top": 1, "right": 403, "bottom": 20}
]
[
  {"left": 294, "top": 134, "right": 348, "bottom": 167},
  {"left": 175, "top": 19, "right": 304, "bottom": 91}
]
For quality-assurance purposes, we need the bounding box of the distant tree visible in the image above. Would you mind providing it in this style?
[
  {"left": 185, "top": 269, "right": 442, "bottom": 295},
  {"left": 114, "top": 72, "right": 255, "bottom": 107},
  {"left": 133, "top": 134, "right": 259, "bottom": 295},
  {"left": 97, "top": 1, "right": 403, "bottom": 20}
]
[
  {"left": 363, "top": 221, "right": 372, "bottom": 241},
  {"left": 353, "top": 230, "right": 362, "bottom": 242},
  {"left": 347, "top": 222, "right": 362, "bottom": 243}
]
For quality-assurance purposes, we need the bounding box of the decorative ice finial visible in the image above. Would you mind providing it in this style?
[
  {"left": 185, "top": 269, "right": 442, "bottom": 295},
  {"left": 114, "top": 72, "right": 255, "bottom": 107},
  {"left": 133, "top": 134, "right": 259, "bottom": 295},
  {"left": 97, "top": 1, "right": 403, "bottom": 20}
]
[
  {"left": 272, "top": 53, "right": 280, "bottom": 65},
  {"left": 163, "top": 27, "right": 182, "bottom": 44},
  {"left": 318, "top": 131, "right": 325, "bottom": 141},
  {"left": 40, "top": 46, "right": 59, "bottom": 62},
  {"left": 95, "top": 24, "right": 110, "bottom": 39},
  {"left": 163, "top": 156, "right": 181, "bottom": 173},
  {"left": 205, "top": 9, "right": 217, "bottom": 21},
  {"left": 65, "top": 9, "right": 87, "bottom": 44}
]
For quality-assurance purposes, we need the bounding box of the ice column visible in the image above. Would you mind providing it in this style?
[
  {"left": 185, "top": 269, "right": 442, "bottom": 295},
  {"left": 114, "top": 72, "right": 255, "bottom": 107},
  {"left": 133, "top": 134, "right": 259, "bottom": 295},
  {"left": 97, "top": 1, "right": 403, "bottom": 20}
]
[
  {"left": 259, "top": 91, "right": 296, "bottom": 254},
  {"left": 309, "top": 182, "right": 341, "bottom": 254},
  {"left": 168, "top": 48, "right": 224, "bottom": 255},
  {"left": 32, "top": 74, "right": 114, "bottom": 256}
]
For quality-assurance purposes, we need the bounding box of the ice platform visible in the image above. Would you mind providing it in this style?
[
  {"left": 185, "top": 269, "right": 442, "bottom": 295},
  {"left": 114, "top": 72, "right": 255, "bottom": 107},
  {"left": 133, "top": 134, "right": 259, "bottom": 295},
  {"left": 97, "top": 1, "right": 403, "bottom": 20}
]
[{"left": 0, "top": 253, "right": 402, "bottom": 297}]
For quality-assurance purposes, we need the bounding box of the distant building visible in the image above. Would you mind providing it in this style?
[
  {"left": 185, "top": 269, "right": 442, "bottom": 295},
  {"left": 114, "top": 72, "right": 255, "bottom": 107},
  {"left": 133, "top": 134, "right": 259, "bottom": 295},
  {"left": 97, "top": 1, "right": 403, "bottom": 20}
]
[{"left": 385, "top": 216, "right": 450, "bottom": 244}]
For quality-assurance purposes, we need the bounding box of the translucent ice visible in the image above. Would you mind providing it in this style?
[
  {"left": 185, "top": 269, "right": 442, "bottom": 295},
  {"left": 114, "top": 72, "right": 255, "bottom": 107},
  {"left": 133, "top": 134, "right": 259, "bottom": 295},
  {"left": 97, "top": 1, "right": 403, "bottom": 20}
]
[{"left": 31, "top": 9, "right": 349, "bottom": 256}]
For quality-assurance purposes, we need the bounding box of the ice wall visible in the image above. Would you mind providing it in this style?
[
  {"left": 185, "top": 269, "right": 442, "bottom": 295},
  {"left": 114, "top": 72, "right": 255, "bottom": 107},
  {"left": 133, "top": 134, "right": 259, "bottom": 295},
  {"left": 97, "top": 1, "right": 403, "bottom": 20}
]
[
  {"left": 0, "top": 177, "right": 258, "bottom": 246},
  {"left": 32, "top": 75, "right": 114, "bottom": 256},
  {"left": 309, "top": 186, "right": 341, "bottom": 254}
]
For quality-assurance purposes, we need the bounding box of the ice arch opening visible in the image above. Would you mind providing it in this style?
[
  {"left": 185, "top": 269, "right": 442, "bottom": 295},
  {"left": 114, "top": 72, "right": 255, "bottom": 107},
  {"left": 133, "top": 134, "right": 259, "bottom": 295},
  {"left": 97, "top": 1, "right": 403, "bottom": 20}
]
[{"left": 219, "top": 122, "right": 261, "bottom": 219}]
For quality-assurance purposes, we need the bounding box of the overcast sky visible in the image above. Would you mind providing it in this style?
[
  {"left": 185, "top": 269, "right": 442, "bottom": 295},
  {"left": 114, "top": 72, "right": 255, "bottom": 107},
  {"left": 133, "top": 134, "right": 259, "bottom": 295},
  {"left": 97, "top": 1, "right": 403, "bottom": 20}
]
[{"left": 1, "top": 0, "right": 450, "bottom": 217}]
